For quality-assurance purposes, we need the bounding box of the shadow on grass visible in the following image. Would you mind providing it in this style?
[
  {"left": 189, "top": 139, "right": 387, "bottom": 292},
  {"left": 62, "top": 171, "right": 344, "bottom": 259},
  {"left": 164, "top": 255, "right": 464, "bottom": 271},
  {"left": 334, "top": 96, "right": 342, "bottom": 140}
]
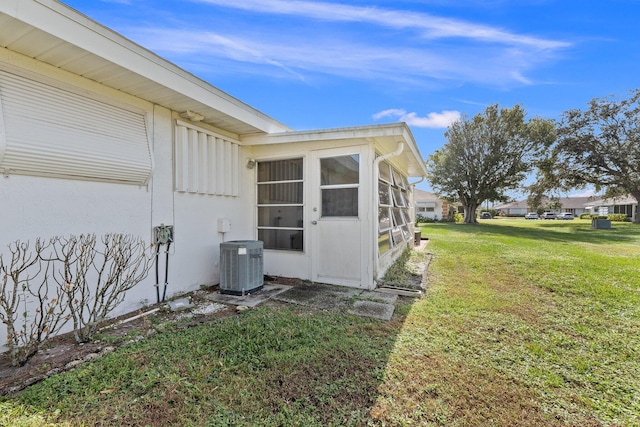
[{"left": 2, "top": 291, "right": 419, "bottom": 426}]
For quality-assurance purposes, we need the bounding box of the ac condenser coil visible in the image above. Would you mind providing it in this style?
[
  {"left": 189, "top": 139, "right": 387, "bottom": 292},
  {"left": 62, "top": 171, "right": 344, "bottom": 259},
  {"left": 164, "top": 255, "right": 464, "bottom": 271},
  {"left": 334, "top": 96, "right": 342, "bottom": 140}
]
[{"left": 219, "top": 240, "right": 264, "bottom": 295}]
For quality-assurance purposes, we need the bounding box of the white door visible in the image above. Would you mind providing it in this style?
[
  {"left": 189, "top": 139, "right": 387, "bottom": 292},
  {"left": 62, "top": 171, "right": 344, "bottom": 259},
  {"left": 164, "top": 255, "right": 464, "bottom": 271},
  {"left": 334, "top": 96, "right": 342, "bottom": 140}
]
[{"left": 310, "top": 146, "right": 369, "bottom": 288}]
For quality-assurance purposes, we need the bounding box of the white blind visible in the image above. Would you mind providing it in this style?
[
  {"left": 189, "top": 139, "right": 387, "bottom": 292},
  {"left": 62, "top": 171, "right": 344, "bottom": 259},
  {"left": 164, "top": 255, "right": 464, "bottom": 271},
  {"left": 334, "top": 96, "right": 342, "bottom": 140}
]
[
  {"left": 0, "top": 70, "right": 152, "bottom": 185},
  {"left": 174, "top": 120, "right": 239, "bottom": 196}
]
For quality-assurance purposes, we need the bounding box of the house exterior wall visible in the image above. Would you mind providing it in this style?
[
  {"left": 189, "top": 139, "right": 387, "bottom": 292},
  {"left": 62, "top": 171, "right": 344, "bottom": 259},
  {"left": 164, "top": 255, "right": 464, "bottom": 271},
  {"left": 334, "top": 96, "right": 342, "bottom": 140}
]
[
  {"left": 413, "top": 190, "right": 449, "bottom": 221},
  {"left": 0, "top": 4, "right": 426, "bottom": 353},
  {"left": 0, "top": 58, "right": 256, "bottom": 350},
  {"left": 415, "top": 200, "right": 444, "bottom": 220}
]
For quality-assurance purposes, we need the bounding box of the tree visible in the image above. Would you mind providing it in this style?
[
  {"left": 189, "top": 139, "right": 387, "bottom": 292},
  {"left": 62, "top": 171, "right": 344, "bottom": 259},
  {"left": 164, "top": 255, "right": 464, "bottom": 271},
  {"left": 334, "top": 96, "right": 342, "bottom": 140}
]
[
  {"left": 540, "top": 90, "right": 640, "bottom": 223},
  {"left": 426, "top": 104, "right": 555, "bottom": 223}
]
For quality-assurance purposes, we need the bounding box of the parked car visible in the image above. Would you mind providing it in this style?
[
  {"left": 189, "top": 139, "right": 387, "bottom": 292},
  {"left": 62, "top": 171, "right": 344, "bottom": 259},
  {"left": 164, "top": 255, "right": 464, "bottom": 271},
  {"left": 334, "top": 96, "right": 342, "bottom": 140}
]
[
  {"left": 557, "top": 212, "right": 575, "bottom": 220},
  {"left": 541, "top": 212, "right": 556, "bottom": 220},
  {"left": 525, "top": 212, "right": 539, "bottom": 220},
  {"left": 480, "top": 212, "right": 492, "bottom": 219}
]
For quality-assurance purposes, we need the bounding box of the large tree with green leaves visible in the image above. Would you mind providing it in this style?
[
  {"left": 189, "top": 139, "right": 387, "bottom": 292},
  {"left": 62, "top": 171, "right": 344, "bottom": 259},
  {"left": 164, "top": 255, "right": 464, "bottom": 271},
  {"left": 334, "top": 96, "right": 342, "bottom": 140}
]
[
  {"left": 538, "top": 90, "right": 640, "bottom": 223},
  {"left": 426, "top": 104, "right": 555, "bottom": 224}
]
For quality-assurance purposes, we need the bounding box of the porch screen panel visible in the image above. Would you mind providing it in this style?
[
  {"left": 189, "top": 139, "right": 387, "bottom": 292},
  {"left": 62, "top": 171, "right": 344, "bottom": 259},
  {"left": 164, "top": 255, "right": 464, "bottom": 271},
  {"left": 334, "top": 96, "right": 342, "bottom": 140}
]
[
  {"left": 257, "top": 158, "right": 304, "bottom": 251},
  {"left": 377, "top": 159, "right": 412, "bottom": 257},
  {"left": 174, "top": 120, "right": 239, "bottom": 196},
  {"left": 0, "top": 70, "right": 152, "bottom": 184}
]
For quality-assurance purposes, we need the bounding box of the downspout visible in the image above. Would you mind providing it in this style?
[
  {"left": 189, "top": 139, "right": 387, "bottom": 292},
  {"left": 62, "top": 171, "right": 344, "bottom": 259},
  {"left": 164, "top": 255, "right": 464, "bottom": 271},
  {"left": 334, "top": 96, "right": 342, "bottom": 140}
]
[{"left": 372, "top": 142, "right": 404, "bottom": 287}]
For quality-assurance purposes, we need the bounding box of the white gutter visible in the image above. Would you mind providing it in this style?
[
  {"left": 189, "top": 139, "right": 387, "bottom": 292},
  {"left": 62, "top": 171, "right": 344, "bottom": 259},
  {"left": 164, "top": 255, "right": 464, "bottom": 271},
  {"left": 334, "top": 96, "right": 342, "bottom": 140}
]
[
  {"left": 372, "top": 142, "right": 405, "bottom": 284},
  {"left": 409, "top": 176, "right": 425, "bottom": 186}
]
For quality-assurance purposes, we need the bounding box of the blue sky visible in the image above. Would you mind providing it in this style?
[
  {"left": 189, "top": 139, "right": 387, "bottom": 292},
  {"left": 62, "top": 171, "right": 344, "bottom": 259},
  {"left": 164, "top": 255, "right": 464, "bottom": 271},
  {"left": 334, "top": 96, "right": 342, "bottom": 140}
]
[{"left": 62, "top": 0, "right": 639, "bottom": 194}]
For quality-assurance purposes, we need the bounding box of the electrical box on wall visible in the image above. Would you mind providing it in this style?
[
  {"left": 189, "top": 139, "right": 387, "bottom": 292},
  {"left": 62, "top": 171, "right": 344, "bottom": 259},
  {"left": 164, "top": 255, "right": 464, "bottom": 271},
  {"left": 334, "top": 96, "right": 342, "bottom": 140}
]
[
  {"left": 218, "top": 218, "right": 231, "bottom": 233},
  {"left": 154, "top": 224, "right": 174, "bottom": 245}
]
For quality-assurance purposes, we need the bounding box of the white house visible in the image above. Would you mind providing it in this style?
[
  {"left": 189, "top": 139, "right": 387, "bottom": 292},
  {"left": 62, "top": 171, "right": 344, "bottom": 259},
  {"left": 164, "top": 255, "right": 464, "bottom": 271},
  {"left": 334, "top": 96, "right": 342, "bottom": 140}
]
[
  {"left": 413, "top": 189, "right": 450, "bottom": 221},
  {"left": 584, "top": 195, "right": 638, "bottom": 221},
  {"left": 0, "top": 1, "right": 427, "bottom": 349}
]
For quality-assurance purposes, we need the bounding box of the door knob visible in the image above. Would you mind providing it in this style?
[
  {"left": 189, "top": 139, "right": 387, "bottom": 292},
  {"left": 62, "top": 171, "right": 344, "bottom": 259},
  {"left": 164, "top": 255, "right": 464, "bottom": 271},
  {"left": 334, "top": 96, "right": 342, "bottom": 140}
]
[{"left": 311, "top": 220, "right": 318, "bottom": 225}]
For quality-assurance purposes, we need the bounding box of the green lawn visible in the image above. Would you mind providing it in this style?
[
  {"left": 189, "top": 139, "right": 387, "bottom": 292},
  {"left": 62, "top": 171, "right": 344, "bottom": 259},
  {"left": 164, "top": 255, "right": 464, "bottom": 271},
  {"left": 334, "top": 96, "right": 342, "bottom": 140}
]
[{"left": 2, "top": 219, "right": 639, "bottom": 426}]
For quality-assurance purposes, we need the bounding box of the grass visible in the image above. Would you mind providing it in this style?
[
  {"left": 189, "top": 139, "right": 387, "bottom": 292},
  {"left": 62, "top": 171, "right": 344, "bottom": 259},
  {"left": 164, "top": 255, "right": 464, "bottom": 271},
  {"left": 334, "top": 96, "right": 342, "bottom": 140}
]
[{"left": 1, "top": 218, "right": 639, "bottom": 426}]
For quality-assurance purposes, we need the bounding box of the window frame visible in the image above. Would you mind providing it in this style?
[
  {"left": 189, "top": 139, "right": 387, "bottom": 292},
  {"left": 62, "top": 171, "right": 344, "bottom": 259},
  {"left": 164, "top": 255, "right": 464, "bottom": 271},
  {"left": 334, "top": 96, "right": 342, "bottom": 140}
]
[
  {"left": 256, "top": 158, "right": 304, "bottom": 251},
  {"left": 319, "top": 154, "right": 360, "bottom": 218}
]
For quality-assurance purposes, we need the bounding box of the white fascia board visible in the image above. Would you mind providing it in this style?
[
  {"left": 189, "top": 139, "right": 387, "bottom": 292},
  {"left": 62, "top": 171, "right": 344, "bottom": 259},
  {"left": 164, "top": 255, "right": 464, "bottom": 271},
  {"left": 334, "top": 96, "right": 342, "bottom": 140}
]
[
  {"left": 243, "top": 123, "right": 427, "bottom": 177},
  {"left": 242, "top": 123, "right": 410, "bottom": 145},
  {"left": 2, "top": 0, "right": 291, "bottom": 134}
]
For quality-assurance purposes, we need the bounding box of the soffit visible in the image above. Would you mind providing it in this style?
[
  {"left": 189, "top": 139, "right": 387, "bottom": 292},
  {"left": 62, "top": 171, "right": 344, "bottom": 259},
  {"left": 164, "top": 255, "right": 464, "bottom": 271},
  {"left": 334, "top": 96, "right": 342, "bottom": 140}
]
[{"left": 0, "top": 3, "right": 291, "bottom": 137}]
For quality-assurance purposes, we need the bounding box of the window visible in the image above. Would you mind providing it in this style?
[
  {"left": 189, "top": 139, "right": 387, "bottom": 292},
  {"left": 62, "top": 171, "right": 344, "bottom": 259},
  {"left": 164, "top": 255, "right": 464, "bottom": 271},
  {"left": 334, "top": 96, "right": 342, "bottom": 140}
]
[
  {"left": 320, "top": 155, "right": 359, "bottom": 217},
  {"left": 378, "top": 160, "right": 412, "bottom": 256},
  {"left": 0, "top": 70, "right": 152, "bottom": 185},
  {"left": 257, "top": 159, "right": 304, "bottom": 251}
]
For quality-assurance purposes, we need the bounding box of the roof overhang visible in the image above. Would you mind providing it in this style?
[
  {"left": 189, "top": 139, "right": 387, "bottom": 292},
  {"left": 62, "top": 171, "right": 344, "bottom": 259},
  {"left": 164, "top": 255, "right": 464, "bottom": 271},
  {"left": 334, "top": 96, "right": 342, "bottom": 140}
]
[
  {"left": 242, "top": 122, "right": 428, "bottom": 178},
  {"left": 0, "top": 0, "right": 291, "bottom": 137}
]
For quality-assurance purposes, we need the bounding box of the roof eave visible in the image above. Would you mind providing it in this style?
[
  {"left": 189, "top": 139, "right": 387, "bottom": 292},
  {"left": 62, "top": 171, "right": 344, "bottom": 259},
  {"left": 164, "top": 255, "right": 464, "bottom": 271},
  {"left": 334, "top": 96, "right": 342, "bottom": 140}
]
[{"left": 0, "top": 0, "right": 291, "bottom": 135}]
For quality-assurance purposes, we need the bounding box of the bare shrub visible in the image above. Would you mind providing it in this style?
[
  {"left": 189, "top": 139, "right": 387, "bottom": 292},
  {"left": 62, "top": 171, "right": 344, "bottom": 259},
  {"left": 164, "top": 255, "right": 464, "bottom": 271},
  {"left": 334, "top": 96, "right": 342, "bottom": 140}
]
[
  {"left": 0, "top": 240, "right": 70, "bottom": 366},
  {"left": 49, "top": 234, "right": 153, "bottom": 343}
]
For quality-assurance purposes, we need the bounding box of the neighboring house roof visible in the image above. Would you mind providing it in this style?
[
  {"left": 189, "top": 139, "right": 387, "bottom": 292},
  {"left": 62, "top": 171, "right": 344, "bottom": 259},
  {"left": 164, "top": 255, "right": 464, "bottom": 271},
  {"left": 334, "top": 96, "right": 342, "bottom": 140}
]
[
  {"left": 413, "top": 188, "right": 440, "bottom": 202},
  {"left": 558, "top": 197, "right": 596, "bottom": 209},
  {"left": 494, "top": 200, "right": 529, "bottom": 210},
  {"left": 413, "top": 189, "right": 442, "bottom": 203},
  {"left": 0, "top": 0, "right": 292, "bottom": 137},
  {"left": 586, "top": 195, "right": 638, "bottom": 207}
]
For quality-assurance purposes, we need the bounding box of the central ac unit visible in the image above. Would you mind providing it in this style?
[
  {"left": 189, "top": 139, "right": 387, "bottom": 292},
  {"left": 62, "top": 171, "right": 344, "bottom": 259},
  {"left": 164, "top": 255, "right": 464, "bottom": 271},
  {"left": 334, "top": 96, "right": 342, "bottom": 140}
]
[{"left": 219, "top": 240, "right": 264, "bottom": 295}]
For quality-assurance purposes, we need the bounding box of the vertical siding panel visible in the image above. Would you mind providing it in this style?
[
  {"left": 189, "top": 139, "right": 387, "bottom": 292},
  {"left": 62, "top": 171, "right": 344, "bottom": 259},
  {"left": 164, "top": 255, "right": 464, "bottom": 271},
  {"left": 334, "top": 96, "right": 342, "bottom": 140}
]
[
  {"left": 187, "top": 128, "right": 198, "bottom": 193},
  {"left": 224, "top": 139, "right": 232, "bottom": 196},
  {"left": 174, "top": 126, "right": 188, "bottom": 191},
  {"left": 216, "top": 137, "right": 225, "bottom": 196},
  {"left": 231, "top": 142, "right": 239, "bottom": 196},
  {"left": 198, "top": 132, "right": 208, "bottom": 194},
  {"left": 207, "top": 135, "right": 216, "bottom": 195}
]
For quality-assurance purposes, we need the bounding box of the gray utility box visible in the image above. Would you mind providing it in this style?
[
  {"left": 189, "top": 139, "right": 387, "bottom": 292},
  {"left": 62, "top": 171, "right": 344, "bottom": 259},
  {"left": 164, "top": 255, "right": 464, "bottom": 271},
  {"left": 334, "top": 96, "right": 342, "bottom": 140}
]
[{"left": 219, "top": 240, "right": 264, "bottom": 295}]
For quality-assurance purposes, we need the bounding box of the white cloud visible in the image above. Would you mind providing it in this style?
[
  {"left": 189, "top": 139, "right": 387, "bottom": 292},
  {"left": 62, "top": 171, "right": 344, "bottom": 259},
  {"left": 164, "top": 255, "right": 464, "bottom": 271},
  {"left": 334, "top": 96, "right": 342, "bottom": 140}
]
[
  {"left": 121, "top": 0, "right": 572, "bottom": 88},
  {"left": 192, "top": 0, "right": 570, "bottom": 50},
  {"left": 373, "top": 109, "right": 461, "bottom": 128},
  {"left": 128, "top": 26, "right": 548, "bottom": 87}
]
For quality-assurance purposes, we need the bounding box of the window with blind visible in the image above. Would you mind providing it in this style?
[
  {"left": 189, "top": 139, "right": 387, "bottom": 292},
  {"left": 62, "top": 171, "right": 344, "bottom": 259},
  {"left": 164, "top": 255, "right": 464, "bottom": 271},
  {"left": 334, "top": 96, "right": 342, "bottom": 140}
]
[
  {"left": 0, "top": 70, "right": 152, "bottom": 185},
  {"left": 257, "top": 158, "right": 304, "bottom": 251}
]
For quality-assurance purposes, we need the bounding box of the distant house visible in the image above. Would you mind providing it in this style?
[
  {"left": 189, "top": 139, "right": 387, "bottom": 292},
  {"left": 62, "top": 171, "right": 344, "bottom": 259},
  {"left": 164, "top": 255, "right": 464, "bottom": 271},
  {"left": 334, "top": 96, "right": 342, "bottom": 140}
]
[
  {"left": 493, "top": 200, "right": 529, "bottom": 216},
  {"left": 494, "top": 197, "right": 593, "bottom": 216},
  {"left": 584, "top": 195, "right": 638, "bottom": 221},
  {"left": 413, "top": 189, "right": 451, "bottom": 221}
]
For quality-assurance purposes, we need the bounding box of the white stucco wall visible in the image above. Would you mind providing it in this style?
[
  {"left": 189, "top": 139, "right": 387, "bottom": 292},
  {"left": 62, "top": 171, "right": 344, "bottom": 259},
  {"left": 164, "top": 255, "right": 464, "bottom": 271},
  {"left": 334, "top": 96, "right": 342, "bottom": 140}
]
[{"left": 0, "top": 61, "right": 257, "bottom": 352}]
